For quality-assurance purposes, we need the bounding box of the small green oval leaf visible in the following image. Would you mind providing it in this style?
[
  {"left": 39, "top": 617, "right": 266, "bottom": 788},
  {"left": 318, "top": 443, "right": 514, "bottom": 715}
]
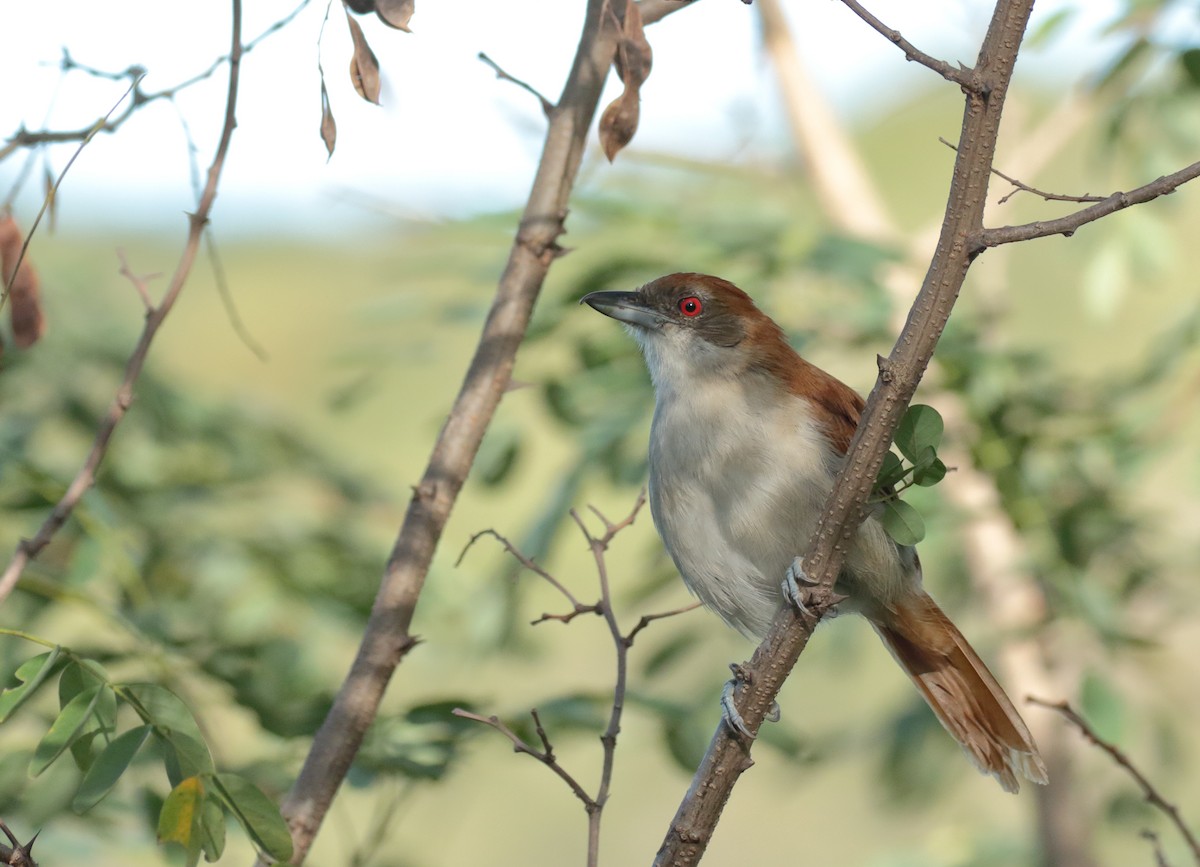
[
  {"left": 213, "top": 773, "right": 294, "bottom": 862},
  {"left": 880, "top": 499, "right": 926, "bottom": 546},
  {"left": 159, "top": 776, "right": 206, "bottom": 867},
  {"left": 74, "top": 724, "right": 153, "bottom": 812},
  {"left": 894, "top": 405, "right": 944, "bottom": 462},
  {"left": 875, "top": 451, "right": 907, "bottom": 490},
  {"left": 914, "top": 458, "right": 948, "bottom": 487},
  {"left": 31, "top": 684, "right": 103, "bottom": 776},
  {"left": 0, "top": 648, "right": 64, "bottom": 723}
]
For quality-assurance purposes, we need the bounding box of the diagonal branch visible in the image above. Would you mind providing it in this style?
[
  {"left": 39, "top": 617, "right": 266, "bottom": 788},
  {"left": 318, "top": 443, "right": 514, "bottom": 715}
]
[
  {"left": 654, "top": 2, "right": 1037, "bottom": 862},
  {"left": 835, "top": 0, "right": 978, "bottom": 90},
  {"left": 267, "top": 2, "right": 699, "bottom": 863},
  {"left": 977, "top": 158, "right": 1200, "bottom": 249},
  {"left": 0, "top": 0, "right": 244, "bottom": 607},
  {"left": 1030, "top": 697, "right": 1200, "bottom": 864},
  {"left": 937, "top": 136, "right": 1107, "bottom": 204}
]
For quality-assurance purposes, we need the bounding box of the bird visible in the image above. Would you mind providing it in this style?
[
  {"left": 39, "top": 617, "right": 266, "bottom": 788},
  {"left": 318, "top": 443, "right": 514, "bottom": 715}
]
[{"left": 581, "top": 272, "right": 1048, "bottom": 793}]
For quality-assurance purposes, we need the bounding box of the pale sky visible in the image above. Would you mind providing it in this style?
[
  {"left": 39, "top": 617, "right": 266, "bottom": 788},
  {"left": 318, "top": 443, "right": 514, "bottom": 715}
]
[{"left": 0, "top": 0, "right": 1135, "bottom": 235}]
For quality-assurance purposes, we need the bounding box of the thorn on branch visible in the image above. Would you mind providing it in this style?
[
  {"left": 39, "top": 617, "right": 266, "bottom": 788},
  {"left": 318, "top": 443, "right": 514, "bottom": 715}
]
[{"left": 478, "top": 52, "right": 555, "bottom": 117}]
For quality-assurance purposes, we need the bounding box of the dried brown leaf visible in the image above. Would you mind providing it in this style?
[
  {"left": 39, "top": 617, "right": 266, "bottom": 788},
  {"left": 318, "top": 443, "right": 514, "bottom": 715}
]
[
  {"left": 599, "top": 87, "right": 639, "bottom": 162},
  {"left": 319, "top": 79, "right": 337, "bottom": 157},
  {"left": 346, "top": 12, "right": 381, "bottom": 104},
  {"left": 614, "top": 0, "right": 652, "bottom": 88},
  {"left": 343, "top": 0, "right": 375, "bottom": 13},
  {"left": 601, "top": 0, "right": 653, "bottom": 163},
  {"left": 376, "top": 0, "right": 414, "bottom": 31},
  {"left": 0, "top": 215, "right": 46, "bottom": 349}
]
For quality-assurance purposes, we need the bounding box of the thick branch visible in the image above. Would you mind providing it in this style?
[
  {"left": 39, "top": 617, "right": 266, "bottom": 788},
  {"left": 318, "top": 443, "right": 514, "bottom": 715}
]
[
  {"left": 269, "top": 2, "right": 696, "bottom": 863},
  {"left": 654, "top": 3, "right": 1036, "bottom": 863},
  {"left": 977, "top": 159, "right": 1200, "bottom": 249},
  {"left": 0, "top": 0, "right": 244, "bottom": 606}
]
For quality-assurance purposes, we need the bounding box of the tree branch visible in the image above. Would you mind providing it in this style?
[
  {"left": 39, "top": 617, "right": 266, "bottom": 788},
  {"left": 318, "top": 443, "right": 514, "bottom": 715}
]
[
  {"left": 0, "top": 0, "right": 244, "bottom": 607},
  {"left": 654, "top": 3, "right": 1036, "bottom": 862},
  {"left": 834, "top": 0, "right": 978, "bottom": 90},
  {"left": 1029, "top": 697, "right": 1200, "bottom": 864},
  {"left": 977, "top": 158, "right": 1200, "bottom": 249},
  {"left": 268, "top": 3, "right": 698, "bottom": 863}
]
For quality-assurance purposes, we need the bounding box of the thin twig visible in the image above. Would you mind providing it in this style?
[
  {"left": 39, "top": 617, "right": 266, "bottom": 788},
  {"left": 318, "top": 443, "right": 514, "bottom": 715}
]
[
  {"left": 116, "top": 249, "right": 159, "bottom": 311},
  {"left": 0, "top": 79, "right": 139, "bottom": 315},
  {"left": 478, "top": 52, "right": 555, "bottom": 117},
  {"left": 1142, "top": 830, "right": 1174, "bottom": 867},
  {"left": 0, "top": 0, "right": 244, "bottom": 607},
  {"left": 624, "top": 601, "right": 701, "bottom": 647},
  {"left": 977, "top": 158, "right": 1200, "bottom": 249},
  {"left": 938, "top": 136, "right": 1106, "bottom": 204},
  {"left": 457, "top": 527, "right": 588, "bottom": 612},
  {"left": 835, "top": 0, "right": 978, "bottom": 90},
  {"left": 1029, "top": 697, "right": 1200, "bottom": 864},
  {"left": 0, "top": 0, "right": 309, "bottom": 164},
  {"left": 451, "top": 708, "right": 596, "bottom": 807}
]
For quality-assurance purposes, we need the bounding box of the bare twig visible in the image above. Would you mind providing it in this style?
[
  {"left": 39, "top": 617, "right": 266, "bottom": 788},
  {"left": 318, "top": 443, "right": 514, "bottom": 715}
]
[
  {"left": 457, "top": 527, "right": 587, "bottom": 612},
  {"left": 0, "top": 79, "right": 139, "bottom": 315},
  {"left": 937, "top": 136, "right": 1106, "bottom": 204},
  {"left": 116, "top": 248, "right": 159, "bottom": 311},
  {"left": 0, "top": 0, "right": 244, "bottom": 607},
  {"left": 977, "top": 158, "right": 1200, "bottom": 249},
  {"left": 270, "top": 2, "right": 699, "bottom": 862},
  {"left": 624, "top": 601, "right": 701, "bottom": 647},
  {"left": 835, "top": 0, "right": 978, "bottom": 90},
  {"left": 1029, "top": 697, "right": 1200, "bottom": 864},
  {"left": 450, "top": 708, "right": 596, "bottom": 806},
  {"left": 478, "top": 52, "right": 555, "bottom": 117},
  {"left": 655, "top": 3, "right": 1037, "bottom": 863},
  {"left": 0, "top": 0, "right": 308, "bottom": 164},
  {"left": 1142, "top": 830, "right": 1174, "bottom": 867}
]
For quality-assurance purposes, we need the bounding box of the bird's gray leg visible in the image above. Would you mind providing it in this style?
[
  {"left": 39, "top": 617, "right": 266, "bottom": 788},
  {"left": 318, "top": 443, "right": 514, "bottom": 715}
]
[
  {"left": 782, "top": 556, "right": 840, "bottom": 619},
  {"left": 720, "top": 662, "right": 780, "bottom": 738}
]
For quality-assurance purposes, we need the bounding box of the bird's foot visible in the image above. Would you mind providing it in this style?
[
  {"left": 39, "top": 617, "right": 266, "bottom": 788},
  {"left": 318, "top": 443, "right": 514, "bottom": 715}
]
[
  {"left": 720, "top": 662, "right": 780, "bottom": 739},
  {"left": 782, "top": 557, "right": 844, "bottom": 619}
]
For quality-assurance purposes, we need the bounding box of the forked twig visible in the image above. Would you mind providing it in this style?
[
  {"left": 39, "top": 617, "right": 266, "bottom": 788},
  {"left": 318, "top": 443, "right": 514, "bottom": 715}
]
[
  {"left": 478, "top": 52, "right": 555, "bottom": 117},
  {"left": 1029, "top": 697, "right": 1200, "bottom": 864},
  {"left": 457, "top": 492, "right": 691, "bottom": 867},
  {"left": 938, "top": 136, "right": 1106, "bottom": 205}
]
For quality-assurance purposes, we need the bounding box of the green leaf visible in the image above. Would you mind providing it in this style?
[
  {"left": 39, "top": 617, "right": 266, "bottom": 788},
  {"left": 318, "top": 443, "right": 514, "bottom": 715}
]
[
  {"left": 913, "top": 458, "right": 947, "bottom": 487},
  {"left": 124, "top": 683, "right": 207, "bottom": 743},
  {"left": 875, "top": 451, "right": 907, "bottom": 490},
  {"left": 74, "top": 724, "right": 153, "bottom": 812},
  {"left": 1080, "top": 671, "right": 1126, "bottom": 744},
  {"left": 158, "top": 776, "right": 206, "bottom": 867},
  {"left": 201, "top": 796, "right": 227, "bottom": 862},
  {"left": 212, "top": 773, "right": 293, "bottom": 862},
  {"left": 1181, "top": 48, "right": 1200, "bottom": 88},
  {"left": 880, "top": 499, "right": 925, "bottom": 546},
  {"left": 894, "top": 405, "right": 943, "bottom": 463},
  {"left": 159, "top": 730, "right": 216, "bottom": 785},
  {"left": 31, "top": 684, "right": 106, "bottom": 776},
  {"left": 0, "top": 648, "right": 64, "bottom": 723}
]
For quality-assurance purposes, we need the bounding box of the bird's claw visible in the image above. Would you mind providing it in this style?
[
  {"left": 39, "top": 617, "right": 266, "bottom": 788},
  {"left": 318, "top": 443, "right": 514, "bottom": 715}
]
[
  {"left": 720, "top": 663, "right": 780, "bottom": 738},
  {"left": 782, "top": 557, "right": 841, "bottom": 619}
]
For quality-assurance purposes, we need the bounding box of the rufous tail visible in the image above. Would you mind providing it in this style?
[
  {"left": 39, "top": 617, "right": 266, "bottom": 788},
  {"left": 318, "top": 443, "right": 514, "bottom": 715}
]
[{"left": 870, "top": 592, "right": 1048, "bottom": 793}]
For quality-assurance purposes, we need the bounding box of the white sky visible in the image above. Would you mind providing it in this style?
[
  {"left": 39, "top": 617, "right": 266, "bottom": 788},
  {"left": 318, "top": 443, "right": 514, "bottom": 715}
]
[{"left": 0, "top": 0, "right": 1132, "bottom": 235}]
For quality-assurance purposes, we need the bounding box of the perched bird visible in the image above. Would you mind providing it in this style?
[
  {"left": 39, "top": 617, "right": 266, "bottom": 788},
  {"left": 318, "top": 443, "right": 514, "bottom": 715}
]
[{"left": 582, "top": 272, "right": 1047, "bottom": 793}]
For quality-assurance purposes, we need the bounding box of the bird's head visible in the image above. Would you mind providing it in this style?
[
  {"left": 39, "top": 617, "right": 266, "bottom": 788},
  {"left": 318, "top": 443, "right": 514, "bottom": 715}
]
[{"left": 581, "top": 272, "right": 798, "bottom": 390}]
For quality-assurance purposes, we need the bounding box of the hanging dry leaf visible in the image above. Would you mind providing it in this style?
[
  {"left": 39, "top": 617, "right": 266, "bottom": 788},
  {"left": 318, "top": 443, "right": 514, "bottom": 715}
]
[
  {"left": 343, "top": 0, "right": 375, "bottom": 13},
  {"left": 376, "top": 0, "right": 414, "bottom": 31},
  {"left": 599, "top": 0, "right": 653, "bottom": 163},
  {"left": 0, "top": 215, "right": 46, "bottom": 349},
  {"left": 319, "top": 78, "right": 337, "bottom": 157},
  {"left": 346, "top": 12, "right": 382, "bottom": 104}
]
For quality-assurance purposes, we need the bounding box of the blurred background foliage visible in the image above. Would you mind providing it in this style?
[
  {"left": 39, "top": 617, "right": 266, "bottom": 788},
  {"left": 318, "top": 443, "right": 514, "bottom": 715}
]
[{"left": 3, "top": 0, "right": 1200, "bottom": 865}]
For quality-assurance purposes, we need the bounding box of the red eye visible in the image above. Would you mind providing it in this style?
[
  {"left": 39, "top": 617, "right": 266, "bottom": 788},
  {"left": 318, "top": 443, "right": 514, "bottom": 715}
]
[{"left": 678, "top": 296, "right": 702, "bottom": 317}]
